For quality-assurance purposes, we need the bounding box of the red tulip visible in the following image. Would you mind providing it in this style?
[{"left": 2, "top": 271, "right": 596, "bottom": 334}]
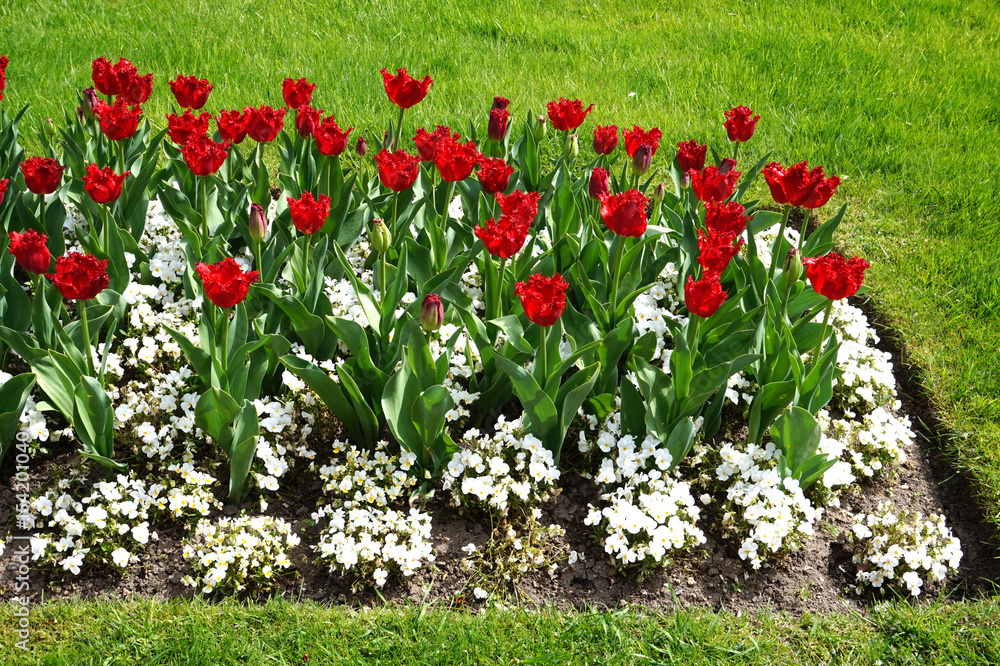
[
  {"left": 169, "top": 75, "right": 213, "bottom": 110},
  {"left": 182, "top": 135, "right": 230, "bottom": 177},
  {"left": 166, "top": 110, "right": 212, "bottom": 146},
  {"left": 245, "top": 105, "right": 286, "bottom": 143},
  {"left": 495, "top": 190, "right": 541, "bottom": 227},
  {"left": 724, "top": 106, "right": 760, "bottom": 143},
  {"left": 380, "top": 68, "right": 433, "bottom": 109},
  {"left": 676, "top": 140, "right": 707, "bottom": 173},
  {"left": 91, "top": 57, "right": 136, "bottom": 97},
  {"left": 94, "top": 98, "right": 143, "bottom": 141},
  {"left": 684, "top": 274, "right": 727, "bottom": 318},
  {"left": 689, "top": 159, "right": 741, "bottom": 204},
  {"left": 20, "top": 157, "right": 65, "bottom": 195},
  {"left": 600, "top": 189, "right": 649, "bottom": 238},
  {"left": 282, "top": 77, "right": 316, "bottom": 110},
  {"left": 697, "top": 228, "right": 743, "bottom": 275},
  {"left": 120, "top": 72, "right": 154, "bottom": 105},
  {"left": 354, "top": 136, "right": 368, "bottom": 158},
  {"left": 315, "top": 116, "right": 353, "bottom": 157},
  {"left": 8, "top": 229, "right": 51, "bottom": 274},
  {"left": 420, "top": 294, "right": 444, "bottom": 332},
  {"left": 588, "top": 168, "right": 610, "bottom": 201},
  {"left": 491, "top": 96, "right": 510, "bottom": 111},
  {"left": 623, "top": 125, "right": 662, "bottom": 160},
  {"left": 375, "top": 149, "right": 420, "bottom": 192},
  {"left": 217, "top": 109, "right": 250, "bottom": 145},
  {"left": 761, "top": 161, "right": 841, "bottom": 209},
  {"left": 803, "top": 252, "right": 869, "bottom": 300},
  {"left": 592, "top": 125, "right": 619, "bottom": 155},
  {"left": 487, "top": 107, "right": 511, "bottom": 144},
  {"left": 287, "top": 192, "right": 332, "bottom": 235},
  {"left": 0, "top": 178, "right": 7, "bottom": 206},
  {"left": 294, "top": 105, "right": 323, "bottom": 139},
  {"left": 475, "top": 215, "right": 530, "bottom": 259},
  {"left": 47, "top": 252, "right": 109, "bottom": 301},
  {"left": 435, "top": 137, "right": 481, "bottom": 182},
  {"left": 546, "top": 98, "right": 593, "bottom": 132},
  {"left": 414, "top": 125, "right": 458, "bottom": 162},
  {"left": 0, "top": 55, "right": 8, "bottom": 101},
  {"left": 515, "top": 273, "right": 568, "bottom": 327},
  {"left": 477, "top": 157, "right": 513, "bottom": 195},
  {"left": 83, "top": 164, "right": 130, "bottom": 205},
  {"left": 704, "top": 202, "right": 748, "bottom": 237},
  {"left": 195, "top": 257, "right": 259, "bottom": 308}
]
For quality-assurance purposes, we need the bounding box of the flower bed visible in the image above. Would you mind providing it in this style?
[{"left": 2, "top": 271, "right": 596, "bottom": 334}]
[{"left": 0, "top": 56, "right": 989, "bottom": 609}]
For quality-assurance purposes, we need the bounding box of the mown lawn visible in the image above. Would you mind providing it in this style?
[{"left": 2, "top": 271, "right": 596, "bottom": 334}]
[{"left": 2, "top": 0, "right": 1000, "bottom": 661}]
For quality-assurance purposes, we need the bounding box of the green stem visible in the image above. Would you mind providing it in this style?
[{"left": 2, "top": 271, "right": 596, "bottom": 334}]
[
  {"left": 394, "top": 106, "right": 405, "bottom": 151},
  {"left": 323, "top": 155, "right": 332, "bottom": 197},
  {"left": 200, "top": 176, "right": 209, "bottom": 252},
  {"left": 810, "top": 300, "right": 835, "bottom": 368},
  {"left": 536, "top": 321, "right": 548, "bottom": 383},
  {"left": 496, "top": 257, "right": 508, "bottom": 320},
  {"left": 392, "top": 191, "right": 400, "bottom": 238},
  {"left": 379, "top": 250, "right": 388, "bottom": 305},
  {"left": 767, "top": 204, "right": 792, "bottom": 282},
  {"left": 220, "top": 307, "right": 230, "bottom": 381},
  {"left": 78, "top": 299, "right": 96, "bottom": 377},
  {"left": 101, "top": 205, "right": 110, "bottom": 257},
  {"left": 732, "top": 141, "right": 740, "bottom": 163},
  {"left": 39, "top": 194, "right": 47, "bottom": 231},
  {"left": 608, "top": 236, "right": 626, "bottom": 331},
  {"left": 797, "top": 207, "right": 808, "bottom": 251},
  {"left": 252, "top": 239, "right": 263, "bottom": 274},
  {"left": 117, "top": 139, "right": 126, "bottom": 174},
  {"left": 437, "top": 180, "right": 456, "bottom": 272},
  {"left": 303, "top": 234, "right": 313, "bottom": 295}
]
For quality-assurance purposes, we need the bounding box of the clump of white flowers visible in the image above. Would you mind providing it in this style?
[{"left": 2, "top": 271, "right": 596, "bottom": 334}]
[
  {"left": 581, "top": 408, "right": 706, "bottom": 572},
  {"left": 181, "top": 515, "right": 300, "bottom": 594},
  {"left": 311, "top": 440, "right": 435, "bottom": 589},
  {"left": 818, "top": 405, "right": 913, "bottom": 479},
  {"left": 711, "top": 440, "right": 823, "bottom": 569},
  {"left": 849, "top": 502, "right": 962, "bottom": 596}
]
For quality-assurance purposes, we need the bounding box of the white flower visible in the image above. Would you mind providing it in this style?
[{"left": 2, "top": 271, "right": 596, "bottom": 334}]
[
  {"left": 373, "top": 568, "right": 388, "bottom": 587},
  {"left": 111, "top": 548, "right": 131, "bottom": 568}
]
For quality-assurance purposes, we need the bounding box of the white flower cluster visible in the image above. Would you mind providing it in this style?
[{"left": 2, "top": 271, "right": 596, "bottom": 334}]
[
  {"left": 443, "top": 417, "right": 559, "bottom": 515},
  {"left": 580, "top": 409, "right": 706, "bottom": 569},
  {"left": 713, "top": 441, "right": 822, "bottom": 569},
  {"left": 827, "top": 300, "right": 897, "bottom": 410},
  {"left": 849, "top": 502, "right": 962, "bottom": 596},
  {"left": 818, "top": 405, "right": 912, "bottom": 479},
  {"left": 311, "top": 440, "right": 434, "bottom": 587},
  {"left": 181, "top": 515, "right": 300, "bottom": 594},
  {"left": 25, "top": 470, "right": 219, "bottom": 574}
]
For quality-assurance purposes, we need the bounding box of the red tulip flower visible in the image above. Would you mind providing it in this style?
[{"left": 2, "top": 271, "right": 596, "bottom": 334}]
[
  {"left": 245, "top": 105, "right": 286, "bottom": 143},
  {"left": 380, "top": 68, "right": 433, "bottom": 109},
  {"left": 803, "top": 252, "right": 869, "bottom": 300},
  {"left": 8, "top": 229, "right": 51, "bottom": 274},
  {"left": 195, "top": 257, "right": 259, "bottom": 308},
  {"left": 477, "top": 157, "right": 513, "bottom": 195},
  {"left": 315, "top": 116, "right": 353, "bottom": 157},
  {"left": 697, "top": 228, "right": 744, "bottom": 275},
  {"left": 600, "top": 189, "right": 649, "bottom": 238},
  {"left": 495, "top": 190, "right": 541, "bottom": 227},
  {"left": 420, "top": 294, "right": 444, "bottom": 332},
  {"left": 704, "top": 201, "right": 748, "bottom": 237},
  {"left": 414, "top": 125, "right": 458, "bottom": 162},
  {"left": 592, "top": 125, "right": 619, "bottom": 156},
  {"left": 169, "top": 75, "right": 213, "bottom": 110},
  {"left": 623, "top": 125, "right": 662, "bottom": 160},
  {"left": 546, "top": 98, "right": 594, "bottom": 132},
  {"left": 515, "top": 273, "right": 569, "bottom": 327},
  {"left": 355, "top": 136, "right": 368, "bottom": 158},
  {"left": 166, "top": 110, "right": 212, "bottom": 146},
  {"left": 47, "top": 252, "right": 109, "bottom": 301},
  {"left": 217, "top": 109, "right": 250, "bottom": 145},
  {"left": 492, "top": 96, "right": 510, "bottom": 111},
  {"left": 724, "top": 106, "right": 760, "bottom": 143},
  {"left": 684, "top": 274, "right": 727, "bottom": 318},
  {"left": 91, "top": 57, "right": 137, "bottom": 97},
  {"left": 0, "top": 55, "right": 8, "bottom": 101},
  {"left": 120, "top": 72, "right": 154, "bottom": 105},
  {"left": 182, "top": 134, "right": 230, "bottom": 177},
  {"left": 761, "top": 161, "right": 841, "bottom": 209},
  {"left": 0, "top": 178, "right": 7, "bottom": 206},
  {"left": 588, "top": 167, "right": 610, "bottom": 201},
  {"left": 689, "top": 159, "right": 741, "bottom": 204},
  {"left": 287, "top": 192, "right": 332, "bottom": 235},
  {"left": 282, "top": 77, "right": 316, "bottom": 110},
  {"left": 20, "top": 157, "right": 65, "bottom": 195},
  {"left": 375, "top": 149, "right": 420, "bottom": 193},
  {"left": 94, "top": 98, "right": 143, "bottom": 141},
  {"left": 676, "top": 140, "right": 707, "bottom": 173},
  {"left": 294, "top": 105, "right": 323, "bottom": 139},
  {"left": 475, "top": 215, "right": 531, "bottom": 259},
  {"left": 487, "top": 107, "right": 511, "bottom": 144},
  {"left": 83, "top": 164, "right": 130, "bottom": 205},
  {"left": 435, "top": 137, "right": 481, "bottom": 182}
]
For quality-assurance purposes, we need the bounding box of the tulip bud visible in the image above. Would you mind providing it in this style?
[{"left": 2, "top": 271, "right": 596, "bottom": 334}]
[
  {"left": 783, "top": 248, "right": 803, "bottom": 285},
  {"left": 81, "top": 87, "right": 99, "bottom": 120},
  {"left": 355, "top": 136, "right": 368, "bottom": 158},
  {"left": 532, "top": 115, "right": 547, "bottom": 142},
  {"left": 44, "top": 118, "right": 56, "bottom": 138},
  {"left": 563, "top": 133, "right": 579, "bottom": 162},
  {"left": 631, "top": 144, "right": 652, "bottom": 177},
  {"left": 371, "top": 218, "right": 391, "bottom": 254},
  {"left": 248, "top": 203, "right": 267, "bottom": 243},
  {"left": 420, "top": 294, "right": 444, "bottom": 332},
  {"left": 491, "top": 96, "right": 510, "bottom": 111},
  {"left": 719, "top": 157, "right": 738, "bottom": 175},
  {"left": 680, "top": 172, "right": 691, "bottom": 190},
  {"left": 653, "top": 183, "right": 665, "bottom": 204},
  {"left": 588, "top": 167, "right": 610, "bottom": 201}
]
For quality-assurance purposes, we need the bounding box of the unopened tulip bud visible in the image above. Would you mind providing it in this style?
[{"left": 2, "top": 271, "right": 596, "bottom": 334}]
[
  {"left": 355, "top": 136, "right": 368, "bottom": 158},
  {"left": 719, "top": 157, "right": 738, "bottom": 175},
  {"left": 588, "top": 167, "right": 610, "bottom": 201},
  {"left": 371, "top": 218, "right": 391, "bottom": 254},
  {"left": 680, "top": 172, "right": 691, "bottom": 190},
  {"left": 532, "top": 115, "right": 547, "bottom": 142},
  {"left": 248, "top": 203, "right": 267, "bottom": 243},
  {"left": 81, "top": 87, "right": 99, "bottom": 120},
  {"left": 653, "top": 183, "right": 665, "bottom": 204},
  {"left": 563, "top": 133, "right": 579, "bottom": 162},
  {"left": 783, "top": 248, "right": 803, "bottom": 285},
  {"left": 44, "top": 119, "right": 56, "bottom": 138},
  {"left": 420, "top": 294, "right": 444, "bottom": 332},
  {"left": 631, "top": 144, "right": 652, "bottom": 176}
]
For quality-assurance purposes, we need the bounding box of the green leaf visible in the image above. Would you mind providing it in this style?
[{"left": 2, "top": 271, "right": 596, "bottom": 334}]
[
  {"left": 0, "top": 373, "right": 36, "bottom": 462},
  {"left": 278, "top": 354, "right": 370, "bottom": 449},
  {"left": 665, "top": 417, "right": 698, "bottom": 470},
  {"left": 72, "top": 375, "right": 124, "bottom": 470},
  {"left": 494, "top": 354, "right": 559, "bottom": 449},
  {"left": 227, "top": 402, "right": 261, "bottom": 503},
  {"left": 194, "top": 388, "right": 240, "bottom": 455},
  {"left": 412, "top": 385, "right": 455, "bottom": 473},
  {"left": 802, "top": 204, "right": 847, "bottom": 257},
  {"left": 747, "top": 380, "right": 796, "bottom": 445}
]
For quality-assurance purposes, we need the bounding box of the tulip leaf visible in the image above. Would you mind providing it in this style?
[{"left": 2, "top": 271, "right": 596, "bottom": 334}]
[
  {"left": 257, "top": 284, "right": 328, "bottom": 358},
  {"left": 412, "top": 385, "right": 455, "bottom": 472},
  {"left": 72, "top": 375, "right": 122, "bottom": 468},
  {"left": 227, "top": 401, "right": 261, "bottom": 504},
  {"left": 494, "top": 353, "right": 559, "bottom": 450},
  {"left": 194, "top": 387, "right": 240, "bottom": 455},
  {"left": 0, "top": 373, "right": 36, "bottom": 462},
  {"left": 802, "top": 204, "right": 847, "bottom": 258},
  {"left": 747, "top": 380, "right": 797, "bottom": 446},
  {"left": 163, "top": 324, "right": 212, "bottom": 383}
]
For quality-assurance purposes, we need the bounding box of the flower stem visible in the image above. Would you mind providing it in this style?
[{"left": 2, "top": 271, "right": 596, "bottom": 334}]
[
  {"left": 608, "top": 236, "right": 626, "bottom": 331},
  {"left": 101, "top": 205, "right": 111, "bottom": 257},
  {"left": 303, "top": 233, "right": 313, "bottom": 295},
  {"left": 496, "top": 257, "right": 508, "bottom": 320},
  {"left": 810, "top": 300, "right": 835, "bottom": 369},
  {"left": 117, "top": 139, "right": 126, "bottom": 174},
  {"left": 392, "top": 191, "right": 400, "bottom": 239},
  {"left": 220, "top": 307, "right": 230, "bottom": 381},
  {"left": 797, "top": 208, "right": 809, "bottom": 251},
  {"left": 200, "top": 176, "right": 210, "bottom": 254},
  {"left": 39, "top": 194, "right": 47, "bottom": 230},
  {"left": 767, "top": 204, "right": 792, "bottom": 282},
  {"left": 78, "top": 299, "right": 96, "bottom": 377},
  {"left": 732, "top": 141, "right": 740, "bottom": 163},
  {"left": 379, "top": 249, "right": 388, "bottom": 306},
  {"left": 394, "top": 106, "right": 405, "bottom": 151},
  {"left": 536, "top": 321, "right": 548, "bottom": 384},
  {"left": 252, "top": 239, "right": 263, "bottom": 274}
]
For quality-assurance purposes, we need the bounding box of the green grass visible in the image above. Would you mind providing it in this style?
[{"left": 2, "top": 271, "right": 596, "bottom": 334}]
[
  {"left": 3, "top": 596, "right": 1000, "bottom": 664},
  {"left": 3, "top": 0, "right": 1000, "bottom": 659}
]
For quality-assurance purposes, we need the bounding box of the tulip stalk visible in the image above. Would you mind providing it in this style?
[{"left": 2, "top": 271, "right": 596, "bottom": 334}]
[
  {"left": 797, "top": 209, "right": 809, "bottom": 251},
  {"left": 393, "top": 106, "right": 405, "bottom": 152},
  {"left": 810, "top": 300, "right": 835, "bottom": 369},
  {"left": 608, "top": 236, "right": 627, "bottom": 330},
  {"left": 767, "top": 204, "right": 793, "bottom": 282},
  {"left": 78, "top": 301, "right": 97, "bottom": 377}
]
